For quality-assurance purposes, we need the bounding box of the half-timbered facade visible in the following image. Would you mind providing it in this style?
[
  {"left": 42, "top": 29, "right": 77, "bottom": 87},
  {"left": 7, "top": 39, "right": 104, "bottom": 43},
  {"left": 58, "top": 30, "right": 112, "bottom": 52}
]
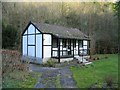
[{"left": 22, "top": 21, "right": 90, "bottom": 63}]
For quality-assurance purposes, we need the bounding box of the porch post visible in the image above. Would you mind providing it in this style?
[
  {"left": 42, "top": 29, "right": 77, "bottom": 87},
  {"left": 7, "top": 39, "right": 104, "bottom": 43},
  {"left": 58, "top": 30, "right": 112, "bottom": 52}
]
[
  {"left": 78, "top": 40, "right": 79, "bottom": 55},
  {"left": 73, "top": 39, "right": 74, "bottom": 57},
  {"left": 58, "top": 39, "right": 60, "bottom": 63},
  {"left": 89, "top": 40, "right": 90, "bottom": 55}
]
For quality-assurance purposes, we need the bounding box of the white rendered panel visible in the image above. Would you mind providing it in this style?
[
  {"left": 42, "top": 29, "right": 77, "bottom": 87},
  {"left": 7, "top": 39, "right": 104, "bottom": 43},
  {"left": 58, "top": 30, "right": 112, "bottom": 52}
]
[
  {"left": 22, "top": 36, "right": 27, "bottom": 55},
  {"left": 53, "top": 48, "right": 58, "bottom": 50},
  {"left": 28, "top": 24, "right": 35, "bottom": 34},
  {"left": 83, "top": 40, "right": 87, "bottom": 45},
  {"left": 43, "top": 34, "right": 51, "bottom": 45},
  {"left": 36, "top": 34, "right": 42, "bottom": 58},
  {"left": 28, "top": 35, "right": 35, "bottom": 45},
  {"left": 63, "top": 48, "right": 67, "bottom": 50},
  {"left": 44, "top": 46, "right": 51, "bottom": 58},
  {"left": 28, "top": 46, "right": 35, "bottom": 57}
]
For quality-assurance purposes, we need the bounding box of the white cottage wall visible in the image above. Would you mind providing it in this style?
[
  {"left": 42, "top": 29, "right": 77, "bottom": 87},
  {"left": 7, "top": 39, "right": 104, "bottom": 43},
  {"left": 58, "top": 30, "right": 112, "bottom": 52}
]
[{"left": 43, "top": 34, "right": 51, "bottom": 58}]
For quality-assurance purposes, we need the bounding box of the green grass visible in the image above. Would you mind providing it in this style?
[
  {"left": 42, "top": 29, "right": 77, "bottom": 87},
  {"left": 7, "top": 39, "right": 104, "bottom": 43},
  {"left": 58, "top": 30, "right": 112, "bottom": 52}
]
[
  {"left": 55, "top": 75, "right": 62, "bottom": 88},
  {"left": 70, "top": 54, "right": 118, "bottom": 88},
  {"left": 3, "top": 70, "right": 42, "bottom": 88}
]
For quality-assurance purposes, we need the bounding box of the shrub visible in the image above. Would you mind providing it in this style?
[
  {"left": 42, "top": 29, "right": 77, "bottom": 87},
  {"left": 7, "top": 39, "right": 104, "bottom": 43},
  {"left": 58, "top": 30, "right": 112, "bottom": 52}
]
[
  {"left": 2, "top": 23, "right": 19, "bottom": 49},
  {"left": 104, "top": 75, "right": 115, "bottom": 87},
  {"left": 2, "top": 49, "right": 29, "bottom": 78},
  {"left": 44, "top": 59, "right": 56, "bottom": 67}
]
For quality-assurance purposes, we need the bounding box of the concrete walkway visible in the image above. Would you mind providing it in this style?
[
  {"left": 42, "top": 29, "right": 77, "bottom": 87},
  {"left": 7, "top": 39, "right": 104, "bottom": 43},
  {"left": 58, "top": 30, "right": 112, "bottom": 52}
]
[{"left": 29, "top": 63, "right": 77, "bottom": 88}]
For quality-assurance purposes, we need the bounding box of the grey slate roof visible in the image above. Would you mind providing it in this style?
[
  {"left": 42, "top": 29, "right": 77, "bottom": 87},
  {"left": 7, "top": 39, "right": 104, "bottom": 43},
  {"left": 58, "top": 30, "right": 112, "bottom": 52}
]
[{"left": 32, "top": 22, "right": 89, "bottom": 40}]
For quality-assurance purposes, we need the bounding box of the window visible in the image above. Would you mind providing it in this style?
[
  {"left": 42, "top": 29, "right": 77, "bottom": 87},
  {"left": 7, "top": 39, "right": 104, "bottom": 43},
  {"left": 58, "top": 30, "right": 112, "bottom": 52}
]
[
  {"left": 52, "top": 38, "right": 58, "bottom": 48},
  {"left": 74, "top": 40, "right": 76, "bottom": 47},
  {"left": 62, "top": 39, "right": 66, "bottom": 47},
  {"left": 79, "top": 40, "right": 83, "bottom": 47}
]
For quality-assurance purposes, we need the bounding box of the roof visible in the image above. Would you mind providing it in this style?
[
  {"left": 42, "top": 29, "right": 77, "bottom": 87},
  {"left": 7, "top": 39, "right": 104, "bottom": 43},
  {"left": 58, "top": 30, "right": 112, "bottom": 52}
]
[{"left": 24, "top": 21, "right": 89, "bottom": 40}]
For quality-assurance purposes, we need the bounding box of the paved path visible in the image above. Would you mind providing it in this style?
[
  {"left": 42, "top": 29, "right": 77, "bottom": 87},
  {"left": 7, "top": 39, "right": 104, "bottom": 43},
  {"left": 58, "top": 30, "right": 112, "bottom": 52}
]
[{"left": 29, "top": 64, "right": 77, "bottom": 88}]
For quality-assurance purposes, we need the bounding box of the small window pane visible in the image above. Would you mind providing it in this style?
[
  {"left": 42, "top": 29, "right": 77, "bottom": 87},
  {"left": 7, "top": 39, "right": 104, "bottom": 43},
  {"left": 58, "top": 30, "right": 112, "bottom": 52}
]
[
  {"left": 63, "top": 39, "right": 66, "bottom": 47},
  {"left": 28, "top": 46, "right": 35, "bottom": 57},
  {"left": 79, "top": 40, "right": 83, "bottom": 47},
  {"left": 83, "top": 40, "right": 87, "bottom": 45},
  {"left": 36, "top": 29, "right": 40, "bottom": 33},
  {"left": 28, "top": 24, "right": 35, "bottom": 34},
  {"left": 28, "top": 35, "right": 35, "bottom": 45},
  {"left": 52, "top": 38, "right": 58, "bottom": 48}
]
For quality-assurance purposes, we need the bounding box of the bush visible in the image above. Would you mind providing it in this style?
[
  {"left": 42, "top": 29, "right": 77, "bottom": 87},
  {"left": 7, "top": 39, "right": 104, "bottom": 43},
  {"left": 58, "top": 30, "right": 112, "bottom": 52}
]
[
  {"left": 104, "top": 75, "right": 115, "bottom": 87},
  {"left": 2, "top": 23, "right": 19, "bottom": 49},
  {"left": 2, "top": 49, "right": 29, "bottom": 78},
  {"left": 44, "top": 59, "right": 56, "bottom": 67}
]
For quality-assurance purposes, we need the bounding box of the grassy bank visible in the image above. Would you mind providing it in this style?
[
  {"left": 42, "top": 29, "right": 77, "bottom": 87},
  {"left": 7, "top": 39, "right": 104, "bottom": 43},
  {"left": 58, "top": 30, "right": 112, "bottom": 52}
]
[{"left": 70, "top": 54, "right": 118, "bottom": 88}]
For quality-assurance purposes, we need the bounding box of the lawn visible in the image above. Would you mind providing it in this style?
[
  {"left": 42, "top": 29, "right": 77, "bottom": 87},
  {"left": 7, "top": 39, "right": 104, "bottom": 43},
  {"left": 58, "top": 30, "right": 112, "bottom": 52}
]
[{"left": 70, "top": 54, "right": 118, "bottom": 88}]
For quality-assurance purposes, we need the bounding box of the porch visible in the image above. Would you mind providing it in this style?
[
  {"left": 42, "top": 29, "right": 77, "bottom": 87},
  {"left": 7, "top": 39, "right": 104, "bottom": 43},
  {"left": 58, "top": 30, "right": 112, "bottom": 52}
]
[{"left": 51, "top": 36, "right": 90, "bottom": 63}]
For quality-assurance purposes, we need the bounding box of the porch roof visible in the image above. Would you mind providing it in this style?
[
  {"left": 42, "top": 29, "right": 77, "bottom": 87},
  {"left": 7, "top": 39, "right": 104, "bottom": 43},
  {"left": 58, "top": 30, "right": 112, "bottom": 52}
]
[{"left": 32, "top": 22, "right": 89, "bottom": 40}]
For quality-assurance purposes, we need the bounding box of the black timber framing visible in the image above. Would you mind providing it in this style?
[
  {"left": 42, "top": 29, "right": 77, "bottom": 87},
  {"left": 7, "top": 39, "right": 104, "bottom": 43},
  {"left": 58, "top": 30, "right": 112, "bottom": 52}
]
[
  {"left": 52, "top": 38, "right": 76, "bottom": 58},
  {"left": 27, "top": 29, "right": 28, "bottom": 56},
  {"left": 42, "top": 34, "right": 44, "bottom": 58},
  {"left": 88, "top": 40, "right": 90, "bottom": 55},
  {"left": 51, "top": 36, "right": 53, "bottom": 57},
  {"left": 58, "top": 39, "right": 60, "bottom": 63},
  {"left": 22, "top": 21, "right": 90, "bottom": 63},
  {"left": 73, "top": 39, "right": 75, "bottom": 57},
  {"left": 35, "top": 27, "right": 36, "bottom": 57},
  {"left": 78, "top": 40, "right": 79, "bottom": 55},
  {"left": 22, "top": 25, "right": 43, "bottom": 58}
]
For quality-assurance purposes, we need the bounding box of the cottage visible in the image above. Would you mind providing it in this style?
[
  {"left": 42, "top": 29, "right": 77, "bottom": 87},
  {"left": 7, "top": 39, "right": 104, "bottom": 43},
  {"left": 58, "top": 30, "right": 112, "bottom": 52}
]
[{"left": 22, "top": 21, "right": 90, "bottom": 64}]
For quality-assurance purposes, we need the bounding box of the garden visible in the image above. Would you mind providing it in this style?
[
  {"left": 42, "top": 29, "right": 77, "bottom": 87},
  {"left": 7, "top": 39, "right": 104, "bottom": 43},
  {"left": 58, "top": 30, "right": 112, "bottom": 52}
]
[
  {"left": 70, "top": 54, "right": 118, "bottom": 88},
  {"left": 2, "top": 49, "right": 118, "bottom": 88},
  {"left": 2, "top": 49, "right": 42, "bottom": 88}
]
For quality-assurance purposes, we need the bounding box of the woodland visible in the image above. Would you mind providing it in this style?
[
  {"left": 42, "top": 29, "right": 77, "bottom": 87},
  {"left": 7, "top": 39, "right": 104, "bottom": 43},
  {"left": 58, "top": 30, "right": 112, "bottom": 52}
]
[{"left": 2, "top": 2, "right": 119, "bottom": 54}]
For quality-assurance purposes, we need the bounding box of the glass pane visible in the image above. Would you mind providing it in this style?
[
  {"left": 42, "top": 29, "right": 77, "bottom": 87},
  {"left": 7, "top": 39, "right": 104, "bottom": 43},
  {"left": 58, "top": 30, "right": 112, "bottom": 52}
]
[
  {"left": 52, "top": 51, "right": 58, "bottom": 57},
  {"left": 36, "top": 29, "right": 40, "bottom": 33},
  {"left": 79, "top": 40, "right": 83, "bottom": 47},
  {"left": 36, "top": 34, "right": 42, "bottom": 58},
  {"left": 83, "top": 40, "right": 87, "bottom": 45},
  {"left": 83, "top": 46, "right": 87, "bottom": 49},
  {"left": 52, "top": 38, "right": 58, "bottom": 48},
  {"left": 28, "top": 46, "right": 35, "bottom": 57},
  {"left": 28, "top": 24, "right": 35, "bottom": 34},
  {"left": 28, "top": 35, "right": 35, "bottom": 45},
  {"left": 22, "top": 36, "right": 27, "bottom": 55},
  {"left": 62, "top": 39, "right": 66, "bottom": 47}
]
